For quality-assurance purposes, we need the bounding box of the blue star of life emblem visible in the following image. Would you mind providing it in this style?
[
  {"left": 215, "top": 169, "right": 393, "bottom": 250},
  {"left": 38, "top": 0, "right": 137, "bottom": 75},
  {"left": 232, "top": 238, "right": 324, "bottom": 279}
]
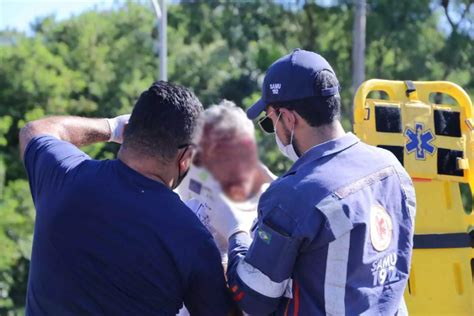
[{"left": 405, "top": 122, "right": 436, "bottom": 160}]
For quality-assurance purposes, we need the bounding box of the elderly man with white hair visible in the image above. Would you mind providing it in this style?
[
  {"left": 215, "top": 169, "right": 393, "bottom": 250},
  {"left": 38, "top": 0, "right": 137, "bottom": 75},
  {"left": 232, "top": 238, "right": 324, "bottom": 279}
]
[{"left": 177, "top": 100, "right": 276, "bottom": 264}]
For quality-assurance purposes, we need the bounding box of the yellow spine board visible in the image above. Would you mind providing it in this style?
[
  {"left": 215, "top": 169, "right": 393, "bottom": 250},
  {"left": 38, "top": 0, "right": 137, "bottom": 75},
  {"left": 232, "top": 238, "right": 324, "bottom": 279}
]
[{"left": 353, "top": 80, "right": 474, "bottom": 315}]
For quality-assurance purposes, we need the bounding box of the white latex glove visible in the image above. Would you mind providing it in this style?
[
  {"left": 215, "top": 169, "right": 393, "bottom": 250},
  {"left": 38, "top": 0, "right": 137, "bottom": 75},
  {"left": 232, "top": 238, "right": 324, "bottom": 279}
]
[
  {"left": 205, "top": 195, "right": 253, "bottom": 240},
  {"left": 106, "top": 114, "right": 131, "bottom": 143}
]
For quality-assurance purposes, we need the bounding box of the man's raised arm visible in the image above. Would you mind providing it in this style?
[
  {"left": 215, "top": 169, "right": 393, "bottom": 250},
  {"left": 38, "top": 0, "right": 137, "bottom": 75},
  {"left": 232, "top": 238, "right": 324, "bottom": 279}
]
[{"left": 19, "top": 114, "right": 129, "bottom": 160}]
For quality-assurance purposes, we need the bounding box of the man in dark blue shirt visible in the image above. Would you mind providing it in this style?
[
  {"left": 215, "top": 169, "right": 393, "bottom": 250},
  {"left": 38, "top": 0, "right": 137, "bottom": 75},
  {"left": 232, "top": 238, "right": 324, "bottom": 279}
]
[{"left": 19, "top": 81, "right": 234, "bottom": 315}]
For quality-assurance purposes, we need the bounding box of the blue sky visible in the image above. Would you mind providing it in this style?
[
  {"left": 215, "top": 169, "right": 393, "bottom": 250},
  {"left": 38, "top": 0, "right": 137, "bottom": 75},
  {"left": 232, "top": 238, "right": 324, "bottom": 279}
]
[
  {"left": 0, "top": 0, "right": 304, "bottom": 33},
  {"left": 0, "top": 0, "right": 116, "bottom": 32},
  {"left": 0, "top": 0, "right": 466, "bottom": 37}
]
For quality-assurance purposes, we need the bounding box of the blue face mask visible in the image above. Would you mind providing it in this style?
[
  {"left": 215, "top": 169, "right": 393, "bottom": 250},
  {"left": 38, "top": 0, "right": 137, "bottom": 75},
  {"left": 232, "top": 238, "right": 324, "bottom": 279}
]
[{"left": 274, "top": 112, "right": 300, "bottom": 162}]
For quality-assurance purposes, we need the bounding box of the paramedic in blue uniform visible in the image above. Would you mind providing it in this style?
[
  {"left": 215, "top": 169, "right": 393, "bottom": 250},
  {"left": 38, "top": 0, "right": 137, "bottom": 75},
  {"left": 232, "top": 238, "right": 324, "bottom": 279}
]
[
  {"left": 210, "top": 49, "right": 416, "bottom": 315},
  {"left": 19, "top": 81, "right": 234, "bottom": 315}
]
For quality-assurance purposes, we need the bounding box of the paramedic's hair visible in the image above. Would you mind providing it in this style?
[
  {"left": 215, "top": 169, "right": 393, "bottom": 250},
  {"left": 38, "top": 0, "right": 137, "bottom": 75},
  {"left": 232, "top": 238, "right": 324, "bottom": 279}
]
[
  {"left": 123, "top": 81, "right": 203, "bottom": 161},
  {"left": 202, "top": 100, "right": 255, "bottom": 139}
]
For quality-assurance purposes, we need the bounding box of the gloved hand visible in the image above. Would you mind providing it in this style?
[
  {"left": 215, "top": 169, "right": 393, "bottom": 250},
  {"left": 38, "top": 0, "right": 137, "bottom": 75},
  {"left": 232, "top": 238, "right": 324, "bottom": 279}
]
[
  {"left": 206, "top": 194, "right": 255, "bottom": 240},
  {"left": 106, "top": 114, "right": 131, "bottom": 143}
]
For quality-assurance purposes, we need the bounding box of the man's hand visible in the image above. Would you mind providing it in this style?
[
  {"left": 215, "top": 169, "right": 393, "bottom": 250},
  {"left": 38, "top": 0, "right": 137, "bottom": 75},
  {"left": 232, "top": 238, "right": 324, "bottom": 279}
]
[{"left": 106, "top": 114, "right": 130, "bottom": 144}]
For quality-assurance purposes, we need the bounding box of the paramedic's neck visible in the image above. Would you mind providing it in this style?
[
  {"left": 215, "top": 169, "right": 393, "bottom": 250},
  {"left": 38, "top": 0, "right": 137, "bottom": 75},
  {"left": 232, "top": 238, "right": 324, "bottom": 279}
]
[
  {"left": 297, "top": 120, "right": 346, "bottom": 155},
  {"left": 117, "top": 147, "right": 173, "bottom": 188}
]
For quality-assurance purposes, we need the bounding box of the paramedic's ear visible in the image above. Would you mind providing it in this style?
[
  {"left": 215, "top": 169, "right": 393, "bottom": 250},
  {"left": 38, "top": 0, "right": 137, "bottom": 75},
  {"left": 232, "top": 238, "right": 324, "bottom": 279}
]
[
  {"left": 279, "top": 107, "right": 298, "bottom": 130},
  {"left": 179, "top": 147, "right": 194, "bottom": 171},
  {"left": 117, "top": 121, "right": 129, "bottom": 146},
  {"left": 122, "top": 122, "right": 129, "bottom": 137},
  {"left": 193, "top": 150, "right": 204, "bottom": 167}
]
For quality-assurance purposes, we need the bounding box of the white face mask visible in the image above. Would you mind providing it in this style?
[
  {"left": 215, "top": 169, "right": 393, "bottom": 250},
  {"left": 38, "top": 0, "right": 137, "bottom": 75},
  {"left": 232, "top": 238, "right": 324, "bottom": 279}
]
[{"left": 274, "top": 112, "right": 300, "bottom": 162}]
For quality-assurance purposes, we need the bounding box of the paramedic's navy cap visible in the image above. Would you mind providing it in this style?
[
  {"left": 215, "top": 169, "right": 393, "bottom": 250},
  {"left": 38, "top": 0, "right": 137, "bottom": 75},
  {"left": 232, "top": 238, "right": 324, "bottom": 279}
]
[{"left": 247, "top": 49, "right": 340, "bottom": 120}]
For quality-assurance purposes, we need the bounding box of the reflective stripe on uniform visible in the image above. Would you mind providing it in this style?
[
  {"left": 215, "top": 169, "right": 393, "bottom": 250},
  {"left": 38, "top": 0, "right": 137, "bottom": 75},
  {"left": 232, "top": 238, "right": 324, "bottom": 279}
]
[
  {"left": 316, "top": 194, "right": 353, "bottom": 238},
  {"left": 324, "top": 232, "right": 351, "bottom": 315},
  {"left": 317, "top": 195, "right": 352, "bottom": 315},
  {"left": 236, "top": 259, "right": 290, "bottom": 298}
]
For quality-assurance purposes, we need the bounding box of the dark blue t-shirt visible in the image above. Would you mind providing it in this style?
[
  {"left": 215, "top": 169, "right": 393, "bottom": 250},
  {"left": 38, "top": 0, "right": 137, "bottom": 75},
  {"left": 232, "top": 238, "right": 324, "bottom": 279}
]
[{"left": 24, "top": 135, "right": 232, "bottom": 315}]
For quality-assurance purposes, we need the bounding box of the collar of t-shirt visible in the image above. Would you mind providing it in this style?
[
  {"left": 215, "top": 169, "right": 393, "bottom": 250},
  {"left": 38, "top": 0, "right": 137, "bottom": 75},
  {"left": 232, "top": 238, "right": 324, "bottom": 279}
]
[{"left": 116, "top": 159, "right": 171, "bottom": 191}]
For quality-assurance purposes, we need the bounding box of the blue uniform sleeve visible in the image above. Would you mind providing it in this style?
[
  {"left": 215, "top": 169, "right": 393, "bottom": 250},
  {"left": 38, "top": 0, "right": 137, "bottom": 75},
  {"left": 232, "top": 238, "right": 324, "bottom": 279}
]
[
  {"left": 226, "top": 204, "right": 301, "bottom": 315},
  {"left": 184, "top": 236, "right": 235, "bottom": 316},
  {"left": 24, "top": 135, "right": 90, "bottom": 204}
]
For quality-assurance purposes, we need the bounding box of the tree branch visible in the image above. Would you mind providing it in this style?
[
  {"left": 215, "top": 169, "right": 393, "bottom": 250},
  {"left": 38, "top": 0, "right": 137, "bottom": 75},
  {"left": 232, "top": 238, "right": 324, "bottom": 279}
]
[
  {"left": 442, "top": 0, "right": 458, "bottom": 32},
  {"left": 442, "top": 0, "right": 474, "bottom": 34}
]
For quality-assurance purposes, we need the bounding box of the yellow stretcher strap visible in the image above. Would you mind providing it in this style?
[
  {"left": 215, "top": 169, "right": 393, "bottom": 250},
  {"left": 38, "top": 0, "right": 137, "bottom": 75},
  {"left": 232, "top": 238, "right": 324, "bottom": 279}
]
[{"left": 414, "top": 232, "right": 474, "bottom": 249}]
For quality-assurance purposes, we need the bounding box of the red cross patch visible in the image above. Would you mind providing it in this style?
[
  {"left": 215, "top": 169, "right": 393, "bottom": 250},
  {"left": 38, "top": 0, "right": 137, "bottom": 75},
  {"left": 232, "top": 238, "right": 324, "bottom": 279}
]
[{"left": 370, "top": 205, "right": 393, "bottom": 251}]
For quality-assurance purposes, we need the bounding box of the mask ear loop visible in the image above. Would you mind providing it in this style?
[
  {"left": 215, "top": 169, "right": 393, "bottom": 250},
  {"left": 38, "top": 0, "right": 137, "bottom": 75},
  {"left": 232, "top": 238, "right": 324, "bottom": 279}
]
[
  {"left": 274, "top": 111, "right": 282, "bottom": 131},
  {"left": 289, "top": 115, "right": 299, "bottom": 157},
  {"left": 289, "top": 125, "right": 295, "bottom": 145},
  {"left": 276, "top": 110, "right": 296, "bottom": 146},
  {"left": 173, "top": 146, "right": 190, "bottom": 189}
]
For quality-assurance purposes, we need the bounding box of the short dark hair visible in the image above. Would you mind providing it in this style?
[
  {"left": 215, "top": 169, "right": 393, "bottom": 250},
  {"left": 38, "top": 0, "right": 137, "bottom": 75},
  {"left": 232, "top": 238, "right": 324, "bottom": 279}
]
[
  {"left": 123, "top": 81, "right": 203, "bottom": 161},
  {"left": 271, "top": 70, "right": 341, "bottom": 127}
]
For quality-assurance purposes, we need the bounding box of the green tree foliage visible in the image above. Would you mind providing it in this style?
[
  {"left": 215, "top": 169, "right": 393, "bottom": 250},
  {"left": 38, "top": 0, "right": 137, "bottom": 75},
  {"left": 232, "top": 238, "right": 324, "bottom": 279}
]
[{"left": 0, "top": 0, "right": 472, "bottom": 312}]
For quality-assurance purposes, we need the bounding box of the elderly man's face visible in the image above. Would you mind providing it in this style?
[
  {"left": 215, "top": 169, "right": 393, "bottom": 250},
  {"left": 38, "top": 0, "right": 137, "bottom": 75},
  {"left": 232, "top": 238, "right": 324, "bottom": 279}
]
[{"left": 201, "top": 137, "right": 259, "bottom": 202}]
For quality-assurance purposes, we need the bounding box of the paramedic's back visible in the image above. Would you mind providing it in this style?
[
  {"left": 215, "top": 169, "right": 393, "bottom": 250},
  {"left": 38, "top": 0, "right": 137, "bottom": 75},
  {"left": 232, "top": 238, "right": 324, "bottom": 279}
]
[{"left": 20, "top": 81, "right": 233, "bottom": 315}]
